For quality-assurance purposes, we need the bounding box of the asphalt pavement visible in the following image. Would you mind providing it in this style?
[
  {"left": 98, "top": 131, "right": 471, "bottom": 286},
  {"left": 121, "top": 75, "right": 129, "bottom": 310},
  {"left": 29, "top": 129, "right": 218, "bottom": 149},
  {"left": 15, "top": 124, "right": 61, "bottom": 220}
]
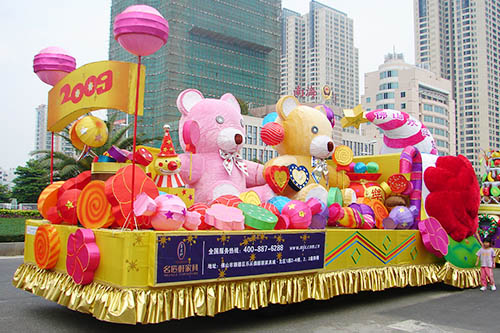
[{"left": 1, "top": 256, "right": 498, "bottom": 332}]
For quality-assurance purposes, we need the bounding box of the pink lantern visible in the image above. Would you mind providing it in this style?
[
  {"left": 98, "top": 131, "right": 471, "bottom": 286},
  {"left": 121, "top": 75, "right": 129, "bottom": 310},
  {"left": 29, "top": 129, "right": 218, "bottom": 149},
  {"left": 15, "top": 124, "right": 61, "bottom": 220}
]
[
  {"left": 113, "top": 5, "right": 169, "bottom": 56},
  {"left": 33, "top": 47, "right": 76, "bottom": 86}
]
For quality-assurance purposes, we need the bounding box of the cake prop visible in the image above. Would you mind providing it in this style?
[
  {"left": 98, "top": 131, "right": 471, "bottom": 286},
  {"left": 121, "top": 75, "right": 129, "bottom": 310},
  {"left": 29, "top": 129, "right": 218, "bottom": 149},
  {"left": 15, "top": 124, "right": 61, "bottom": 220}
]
[
  {"left": 153, "top": 125, "right": 185, "bottom": 189},
  {"left": 418, "top": 217, "right": 449, "bottom": 257},
  {"left": 34, "top": 224, "right": 61, "bottom": 270},
  {"left": 176, "top": 89, "right": 273, "bottom": 203},
  {"left": 66, "top": 229, "right": 100, "bottom": 285},
  {"left": 238, "top": 203, "right": 278, "bottom": 230},
  {"left": 364, "top": 109, "right": 438, "bottom": 155},
  {"left": 77, "top": 180, "right": 114, "bottom": 229},
  {"left": 261, "top": 95, "right": 349, "bottom": 200},
  {"left": 205, "top": 204, "right": 245, "bottom": 230}
]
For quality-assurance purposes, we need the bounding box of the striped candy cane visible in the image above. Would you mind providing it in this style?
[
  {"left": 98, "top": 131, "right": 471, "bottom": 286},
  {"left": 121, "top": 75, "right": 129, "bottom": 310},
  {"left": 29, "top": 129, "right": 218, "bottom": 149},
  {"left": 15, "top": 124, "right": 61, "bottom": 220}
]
[{"left": 399, "top": 146, "right": 422, "bottom": 226}]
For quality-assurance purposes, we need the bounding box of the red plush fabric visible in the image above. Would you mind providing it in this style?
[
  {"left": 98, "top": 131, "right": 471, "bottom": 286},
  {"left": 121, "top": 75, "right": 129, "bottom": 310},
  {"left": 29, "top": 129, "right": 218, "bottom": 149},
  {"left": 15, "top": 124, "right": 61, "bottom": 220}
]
[{"left": 424, "top": 155, "right": 479, "bottom": 242}]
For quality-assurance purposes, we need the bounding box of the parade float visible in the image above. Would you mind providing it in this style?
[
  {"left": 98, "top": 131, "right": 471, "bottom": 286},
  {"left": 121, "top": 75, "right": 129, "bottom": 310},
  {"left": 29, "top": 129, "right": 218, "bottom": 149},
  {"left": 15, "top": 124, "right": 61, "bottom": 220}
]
[{"left": 13, "top": 4, "right": 483, "bottom": 325}]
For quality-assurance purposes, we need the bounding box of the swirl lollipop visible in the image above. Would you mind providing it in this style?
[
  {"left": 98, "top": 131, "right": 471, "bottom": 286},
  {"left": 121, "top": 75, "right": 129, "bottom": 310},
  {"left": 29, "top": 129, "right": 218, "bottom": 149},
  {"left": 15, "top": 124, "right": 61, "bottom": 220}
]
[
  {"left": 77, "top": 180, "right": 114, "bottom": 229},
  {"left": 34, "top": 224, "right": 61, "bottom": 269},
  {"left": 333, "top": 145, "right": 353, "bottom": 167}
]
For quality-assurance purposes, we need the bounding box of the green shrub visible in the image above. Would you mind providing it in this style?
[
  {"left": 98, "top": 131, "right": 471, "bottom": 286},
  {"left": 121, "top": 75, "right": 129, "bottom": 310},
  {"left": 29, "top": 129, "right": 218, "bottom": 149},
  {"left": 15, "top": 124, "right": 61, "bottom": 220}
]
[{"left": 0, "top": 209, "right": 42, "bottom": 219}]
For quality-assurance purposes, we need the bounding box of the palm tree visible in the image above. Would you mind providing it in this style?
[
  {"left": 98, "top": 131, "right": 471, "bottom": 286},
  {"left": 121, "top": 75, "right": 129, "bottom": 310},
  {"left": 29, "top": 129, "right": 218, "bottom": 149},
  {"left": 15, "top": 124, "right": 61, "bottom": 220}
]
[{"left": 32, "top": 112, "right": 162, "bottom": 180}]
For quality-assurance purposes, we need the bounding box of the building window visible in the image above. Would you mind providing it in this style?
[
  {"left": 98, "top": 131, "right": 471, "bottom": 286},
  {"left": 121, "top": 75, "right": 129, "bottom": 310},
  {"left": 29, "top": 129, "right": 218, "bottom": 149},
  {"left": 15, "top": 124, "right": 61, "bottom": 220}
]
[
  {"left": 401, "top": 103, "right": 406, "bottom": 109},
  {"left": 400, "top": 91, "right": 406, "bottom": 98},
  {"left": 366, "top": 97, "right": 371, "bottom": 103}
]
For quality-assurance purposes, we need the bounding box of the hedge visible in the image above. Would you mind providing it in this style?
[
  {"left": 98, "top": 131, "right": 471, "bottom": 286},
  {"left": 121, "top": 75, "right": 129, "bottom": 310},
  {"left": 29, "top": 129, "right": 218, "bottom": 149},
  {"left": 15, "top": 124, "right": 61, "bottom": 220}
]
[{"left": 0, "top": 209, "right": 42, "bottom": 219}]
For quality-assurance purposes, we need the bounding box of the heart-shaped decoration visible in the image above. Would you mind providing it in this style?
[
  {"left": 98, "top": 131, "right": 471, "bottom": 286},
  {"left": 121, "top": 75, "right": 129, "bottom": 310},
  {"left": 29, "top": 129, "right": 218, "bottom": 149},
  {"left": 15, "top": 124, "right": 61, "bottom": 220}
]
[
  {"left": 264, "top": 165, "right": 290, "bottom": 194},
  {"left": 288, "top": 164, "right": 310, "bottom": 191}
]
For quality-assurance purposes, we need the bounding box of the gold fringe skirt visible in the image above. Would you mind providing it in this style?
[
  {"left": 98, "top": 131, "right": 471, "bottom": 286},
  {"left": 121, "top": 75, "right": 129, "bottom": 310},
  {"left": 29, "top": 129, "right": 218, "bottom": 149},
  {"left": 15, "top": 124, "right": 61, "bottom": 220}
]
[{"left": 12, "top": 262, "right": 480, "bottom": 324}]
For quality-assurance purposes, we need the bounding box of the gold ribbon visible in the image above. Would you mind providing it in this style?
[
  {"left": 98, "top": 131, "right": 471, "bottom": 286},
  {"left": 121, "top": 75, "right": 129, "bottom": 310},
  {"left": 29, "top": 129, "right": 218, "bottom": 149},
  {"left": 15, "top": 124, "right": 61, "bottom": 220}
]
[{"left": 12, "top": 262, "right": 480, "bottom": 325}]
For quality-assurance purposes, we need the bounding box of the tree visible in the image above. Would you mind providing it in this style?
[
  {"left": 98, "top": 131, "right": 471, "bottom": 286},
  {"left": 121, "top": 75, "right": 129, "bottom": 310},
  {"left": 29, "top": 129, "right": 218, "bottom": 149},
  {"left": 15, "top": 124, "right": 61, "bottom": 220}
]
[
  {"left": 11, "top": 159, "right": 50, "bottom": 203},
  {"left": 0, "top": 184, "right": 11, "bottom": 203},
  {"left": 237, "top": 98, "right": 249, "bottom": 115},
  {"left": 32, "top": 112, "right": 162, "bottom": 180}
]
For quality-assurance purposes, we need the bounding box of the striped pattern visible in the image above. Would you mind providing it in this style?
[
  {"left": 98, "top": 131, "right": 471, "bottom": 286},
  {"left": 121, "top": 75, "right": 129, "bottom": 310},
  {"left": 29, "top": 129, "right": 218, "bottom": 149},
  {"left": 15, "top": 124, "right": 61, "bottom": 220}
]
[
  {"left": 324, "top": 231, "right": 417, "bottom": 266},
  {"left": 154, "top": 174, "right": 185, "bottom": 188},
  {"left": 34, "top": 224, "right": 60, "bottom": 269},
  {"left": 400, "top": 146, "right": 422, "bottom": 225},
  {"left": 77, "top": 180, "right": 114, "bottom": 229}
]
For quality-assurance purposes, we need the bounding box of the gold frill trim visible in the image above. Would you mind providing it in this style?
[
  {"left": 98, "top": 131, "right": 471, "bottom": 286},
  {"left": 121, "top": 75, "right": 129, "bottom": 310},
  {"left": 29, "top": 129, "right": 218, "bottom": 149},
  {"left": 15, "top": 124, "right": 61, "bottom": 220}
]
[
  {"left": 13, "top": 263, "right": 479, "bottom": 325},
  {"left": 494, "top": 248, "right": 500, "bottom": 264}
]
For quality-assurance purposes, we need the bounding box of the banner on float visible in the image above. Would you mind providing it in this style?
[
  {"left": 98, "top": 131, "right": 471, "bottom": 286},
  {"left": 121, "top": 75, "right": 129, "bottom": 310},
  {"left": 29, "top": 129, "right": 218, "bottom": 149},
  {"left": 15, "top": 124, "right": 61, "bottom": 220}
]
[
  {"left": 47, "top": 60, "right": 145, "bottom": 132},
  {"left": 155, "top": 231, "right": 325, "bottom": 285}
]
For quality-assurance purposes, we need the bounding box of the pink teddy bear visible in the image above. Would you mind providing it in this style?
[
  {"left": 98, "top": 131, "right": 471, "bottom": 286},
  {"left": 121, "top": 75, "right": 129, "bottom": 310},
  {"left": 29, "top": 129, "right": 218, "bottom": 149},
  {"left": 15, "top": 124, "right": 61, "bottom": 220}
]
[{"left": 177, "top": 89, "right": 274, "bottom": 204}]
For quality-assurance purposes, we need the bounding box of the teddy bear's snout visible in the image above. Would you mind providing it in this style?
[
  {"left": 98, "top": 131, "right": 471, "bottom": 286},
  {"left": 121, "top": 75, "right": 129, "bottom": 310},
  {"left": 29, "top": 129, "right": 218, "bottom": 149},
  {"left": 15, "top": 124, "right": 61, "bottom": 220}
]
[
  {"left": 235, "top": 134, "right": 243, "bottom": 145},
  {"left": 327, "top": 142, "right": 334, "bottom": 152}
]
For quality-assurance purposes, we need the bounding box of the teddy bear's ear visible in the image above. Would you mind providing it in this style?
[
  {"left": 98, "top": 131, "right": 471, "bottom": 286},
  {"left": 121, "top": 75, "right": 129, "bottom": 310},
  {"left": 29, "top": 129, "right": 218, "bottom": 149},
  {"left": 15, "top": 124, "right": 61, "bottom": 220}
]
[
  {"left": 220, "top": 93, "right": 240, "bottom": 112},
  {"left": 314, "top": 105, "right": 328, "bottom": 117},
  {"left": 276, "top": 96, "right": 300, "bottom": 120},
  {"left": 177, "top": 89, "right": 204, "bottom": 116}
]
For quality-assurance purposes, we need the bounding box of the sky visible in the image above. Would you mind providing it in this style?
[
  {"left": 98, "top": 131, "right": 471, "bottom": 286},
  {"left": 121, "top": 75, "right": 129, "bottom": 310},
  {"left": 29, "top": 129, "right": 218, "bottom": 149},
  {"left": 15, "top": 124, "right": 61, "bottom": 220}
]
[{"left": 0, "top": 0, "right": 413, "bottom": 171}]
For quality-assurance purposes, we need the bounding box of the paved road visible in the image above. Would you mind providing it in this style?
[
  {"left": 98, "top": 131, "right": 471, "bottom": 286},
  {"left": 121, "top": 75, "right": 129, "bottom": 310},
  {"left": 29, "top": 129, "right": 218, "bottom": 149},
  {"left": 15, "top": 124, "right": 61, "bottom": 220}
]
[{"left": 2, "top": 256, "right": 498, "bottom": 332}]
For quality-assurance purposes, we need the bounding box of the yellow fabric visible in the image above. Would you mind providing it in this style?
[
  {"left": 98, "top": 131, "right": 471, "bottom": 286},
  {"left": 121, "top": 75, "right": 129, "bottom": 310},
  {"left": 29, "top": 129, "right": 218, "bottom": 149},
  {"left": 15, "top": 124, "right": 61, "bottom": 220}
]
[
  {"left": 13, "top": 262, "right": 479, "bottom": 325},
  {"left": 494, "top": 248, "right": 500, "bottom": 264}
]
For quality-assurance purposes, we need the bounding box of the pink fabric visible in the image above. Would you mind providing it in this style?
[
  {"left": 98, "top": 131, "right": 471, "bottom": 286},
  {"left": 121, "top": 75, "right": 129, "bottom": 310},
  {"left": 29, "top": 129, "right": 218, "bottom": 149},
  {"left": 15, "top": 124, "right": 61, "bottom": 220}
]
[
  {"left": 480, "top": 267, "right": 495, "bottom": 287},
  {"left": 383, "top": 129, "right": 428, "bottom": 148}
]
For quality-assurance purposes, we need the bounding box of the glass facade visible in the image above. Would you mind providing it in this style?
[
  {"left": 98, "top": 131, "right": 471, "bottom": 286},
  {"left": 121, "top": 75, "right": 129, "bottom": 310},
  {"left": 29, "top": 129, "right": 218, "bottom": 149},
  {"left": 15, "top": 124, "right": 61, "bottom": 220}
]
[{"left": 109, "top": 0, "right": 280, "bottom": 148}]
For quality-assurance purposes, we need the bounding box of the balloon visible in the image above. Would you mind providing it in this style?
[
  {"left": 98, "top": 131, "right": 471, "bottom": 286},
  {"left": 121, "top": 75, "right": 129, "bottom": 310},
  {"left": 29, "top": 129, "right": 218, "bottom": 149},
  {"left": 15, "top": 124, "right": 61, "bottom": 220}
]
[
  {"left": 75, "top": 116, "right": 108, "bottom": 148},
  {"left": 33, "top": 46, "right": 76, "bottom": 86},
  {"left": 113, "top": 5, "right": 169, "bottom": 56}
]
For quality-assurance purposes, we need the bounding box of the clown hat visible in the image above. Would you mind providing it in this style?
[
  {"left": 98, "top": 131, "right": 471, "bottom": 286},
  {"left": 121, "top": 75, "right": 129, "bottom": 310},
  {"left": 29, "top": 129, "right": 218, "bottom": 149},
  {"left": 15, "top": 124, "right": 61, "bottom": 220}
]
[{"left": 158, "top": 124, "right": 177, "bottom": 157}]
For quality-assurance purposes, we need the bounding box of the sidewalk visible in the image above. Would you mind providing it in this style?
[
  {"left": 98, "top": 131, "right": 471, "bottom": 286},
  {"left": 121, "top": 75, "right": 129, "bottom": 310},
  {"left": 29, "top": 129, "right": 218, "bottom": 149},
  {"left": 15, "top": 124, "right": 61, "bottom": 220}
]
[{"left": 0, "top": 242, "right": 24, "bottom": 256}]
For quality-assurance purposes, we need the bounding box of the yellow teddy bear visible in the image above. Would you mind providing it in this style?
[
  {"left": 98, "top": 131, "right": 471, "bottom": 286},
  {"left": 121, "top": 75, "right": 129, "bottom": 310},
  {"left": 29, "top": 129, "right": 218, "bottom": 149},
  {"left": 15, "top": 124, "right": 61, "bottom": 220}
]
[{"left": 261, "top": 96, "right": 350, "bottom": 202}]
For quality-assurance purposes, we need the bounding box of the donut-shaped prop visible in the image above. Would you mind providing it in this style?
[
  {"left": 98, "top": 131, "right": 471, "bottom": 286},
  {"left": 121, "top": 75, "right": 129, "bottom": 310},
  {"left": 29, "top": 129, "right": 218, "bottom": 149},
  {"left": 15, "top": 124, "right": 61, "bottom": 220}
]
[
  {"left": 77, "top": 180, "right": 114, "bottom": 229},
  {"left": 34, "top": 224, "right": 60, "bottom": 269}
]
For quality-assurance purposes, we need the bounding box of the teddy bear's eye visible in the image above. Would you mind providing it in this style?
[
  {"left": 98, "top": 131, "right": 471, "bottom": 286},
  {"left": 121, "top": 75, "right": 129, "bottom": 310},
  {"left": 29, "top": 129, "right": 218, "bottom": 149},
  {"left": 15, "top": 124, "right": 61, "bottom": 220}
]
[
  {"left": 311, "top": 126, "right": 319, "bottom": 134},
  {"left": 216, "top": 116, "right": 225, "bottom": 124}
]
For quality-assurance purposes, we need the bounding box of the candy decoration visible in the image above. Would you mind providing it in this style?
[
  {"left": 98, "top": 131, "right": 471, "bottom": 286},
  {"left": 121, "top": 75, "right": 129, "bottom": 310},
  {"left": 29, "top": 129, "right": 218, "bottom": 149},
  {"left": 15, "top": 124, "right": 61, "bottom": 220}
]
[
  {"left": 366, "top": 161, "right": 379, "bottom": 173},
  {"left": 262, "top": 112, "right": 278, "bottom": 126},
  {"left": 264, "top": 165, "right": 290, "bottom": 194},
  {"left": 182, "top": 119, "right": 200, "bottom": 153},
  {"left": 37, "top": 181, "right": 65, "bottom": 220},
  {"left": 387, "top": 173, "right": 410, "bottom": 194},
  {"left": 333, "top": 145, "right": 353, "bottom": 166},
  {"left": 46, "top": 206, "right": 63, "bottom": 224},
  {"left": 288, "top": 164, "right": 310, "bottom": 191},
  {"left": 188, "top": 203, "right": 210, "bottom": 230},
  {"left": 341, "top": 188, "right": 357, "bottom": 206},
  {"left": 183, "top": 211, "right": 202, "bottom": 231},
  {"left": 267, "top": 196, "right": 291, "bottom": 213},
  {"left": 113, "top": 5, "right": 170, "bottom": 57},
  {"left": 419, "top": 217, "right": 449, "bottom": 257},
  {"left": 261, "top": 122, "right": 285, "bottom": 146},
  {"left": 238, "top": 203, "right": 278, "bottom": 230},
  {"left": 57, "top": 189, "right": 81, "bottom": 225},
  {"left": 108, "top": 145, "right": 129, "bottom": 162},
  {"left": 206, "top": 204, "right": 245, "bottom": 230},
  {"left": 33, "top": 46, "right": 76, "bottom": 86},
  {"left": 379, "top": 181, "right": 392, "bottom": 197},
  {"left": 211, "top": 194, "right": 242, "bottom": 208},
  {"left": 348, "top": 162, "right": 356, "bottom": 172},
  {"left": 399, "top": 146, "right": 423, "bottom": 226},
  {"left": 309, "top": 200, "right": 329, "bottom": 229},
  {"left": 260, "top": 202, "right": 289, "bottom": 230},
  {"left": 34, "top": 224, "right": 60, "bottom": 269},
  {"left": 69, "top": 121, "right": 85, "bottom": 150},
  {"left": 137, "top": 194, "right": 186, "bottom": 231},
  {"left": 327, "top": 187, "right": 342, "bottom": 208},
  {"left": 353, "top": 162, "right": 367, "bottom": 174},
  {"left": 66, "top": 229, "right": 100, "bottom": 285},
  {"left": 361, "top": 197, "right": 388, "bottom": 229},
  {"left": 133, "top": 147, "right": 153, "bottom": 166},
  {"left": 105, "top": 165, "right": 159, "bottom": 228},
  {"left": 444, "top": 235, "right": 481, "bottom": 268},
  {"left": 75, "top": 170, "right": 92, "bottom": 189},
  {"left": 491, "top": 186, "right": 500, "bottom": 197},
  {"left": 77, "top": 180, "right": 114, "bottom": 229},
  {"left": 239, "top": 190, "right": 262, "bottom": 205},
  {"left": 76, "top": 116, "right": 108, "bottom": 148},
  {"left": 382, "top": 206, "right": 417, "bottom": 229},
  {"left": 281, "top": 200, "right": 312, "bottom": 229}
]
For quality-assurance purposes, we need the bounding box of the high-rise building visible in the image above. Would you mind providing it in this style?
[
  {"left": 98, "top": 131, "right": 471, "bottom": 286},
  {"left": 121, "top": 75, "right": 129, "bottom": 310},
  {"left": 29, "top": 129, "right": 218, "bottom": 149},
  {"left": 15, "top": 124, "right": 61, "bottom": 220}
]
[
  {"left": 34, "top": 104, "right": 75, "bottom": 156},
  {"left": 414, "top": 0, "right": 500, "bottom": 171},
  {"left": 280, "top": 0, "right": 359, "bottom": 108},
  {"left": 109, "top": 0, "right": 281, "bottom": 148},
  {"left": 362, "top": 53, "right": 456, "bottom": 156}
]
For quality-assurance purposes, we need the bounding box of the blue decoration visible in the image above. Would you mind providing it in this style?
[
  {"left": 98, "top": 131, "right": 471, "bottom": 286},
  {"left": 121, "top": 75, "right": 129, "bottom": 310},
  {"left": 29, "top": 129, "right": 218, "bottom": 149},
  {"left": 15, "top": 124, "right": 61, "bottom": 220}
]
[
  {"left": 262, "top": 112, "right": 278, "bottom": 126},
  {"left": 268, "top": 196, "right": 291, "bottom": 213},
  {"left": 353, "top": 162, "right": 367, "bottom": 174}
]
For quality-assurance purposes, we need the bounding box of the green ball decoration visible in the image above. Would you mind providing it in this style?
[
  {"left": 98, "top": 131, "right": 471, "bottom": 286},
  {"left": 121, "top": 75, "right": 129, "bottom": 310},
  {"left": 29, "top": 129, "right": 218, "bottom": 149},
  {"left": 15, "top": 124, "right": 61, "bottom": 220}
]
[
  {"left": 366, "top": 161, "right": 380, "bottom": 173},
  {"left": 444, "top": 235, "right": 481, "bottom": 268}
]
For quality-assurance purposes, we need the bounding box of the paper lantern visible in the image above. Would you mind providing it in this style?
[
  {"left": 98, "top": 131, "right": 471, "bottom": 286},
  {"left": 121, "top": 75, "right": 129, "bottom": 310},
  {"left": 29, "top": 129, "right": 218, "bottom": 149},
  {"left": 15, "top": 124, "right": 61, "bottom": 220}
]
[
  {"left": 113, "top": 5, "right": 169, "bottom": 56},
  {"left": 33, "top": 46, "right": 76, "bottom": 86},
  {"left": 75, "top": 116, "right": 108, "bottom": 148}
]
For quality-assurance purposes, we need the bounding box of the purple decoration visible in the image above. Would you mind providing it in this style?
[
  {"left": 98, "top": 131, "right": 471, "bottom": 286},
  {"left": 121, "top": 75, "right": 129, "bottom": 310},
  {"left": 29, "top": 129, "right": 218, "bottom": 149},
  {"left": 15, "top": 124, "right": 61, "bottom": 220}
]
[
  {"left": 349, "top": 203, "right": 374, "bottom": 219},
  {"left": 382, "top": 205, "right": 415, "bottom": 229},
  {"left": 107, "top": 145, "right": 129, "bottom": 163},
  {"left": 310, "top": 201, "right": 329, "bottom": 229}
]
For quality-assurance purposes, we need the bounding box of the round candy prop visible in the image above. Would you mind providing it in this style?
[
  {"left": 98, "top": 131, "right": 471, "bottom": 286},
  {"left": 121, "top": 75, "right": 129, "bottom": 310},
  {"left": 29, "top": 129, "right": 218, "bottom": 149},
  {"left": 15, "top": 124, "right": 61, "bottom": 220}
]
[
  {"left": 387, "top": 173, "right": 410, "bottom": 194},
  {"left": 205, "top": 204, "right": 245, "bottom": 230},
  {"left": 188, "top": 203, "right": 210, "bottom": 230},
  {"left": 75, "top": 116, "right": 108, "bottom": 148},
  {"left": 57, "top": 189, "right": 81, "bottom": 225},
  {"left": 132, "top": 147, "right": 154, "bottom": 166},
  {"left": 353, "top": 162, "right": 367, "bottom": 174},
  {"left": 238, "top": 203, "right": 278, "bottom": 230},
  {"left": 37, "top": 181, "right": 65, "bottom": 220},
  {"left": 366, "top": 161, "right": 379, "bottom": 173},
  {"left": 34, "top": 224, "right": 61, "bottom": 269},
  {"left": 361, "top": 197, "right": 388, "bottom": 229},
  {"left": 333, "top": 145, "right": 353, "bottom": 166},
  {"left": 268, "top": 196, "right": 291, "bottom": 213},
  {"left": 212, "top": 194, "right": 242, "bottom": 208},
  {"left": 77, "top": 180, "right": 114, "bottom": 229},
  {"left": 113, "top": 5, "right": 170, "bottom": 57},
  {"left": 261, "top": 122, "right": 285, "bottom": 146},
  {"left": 33, "top": 46, "right": 76, "bottom": 86},
  {"left": 281, "top": 200, "right": 312, "bottom": 229}
]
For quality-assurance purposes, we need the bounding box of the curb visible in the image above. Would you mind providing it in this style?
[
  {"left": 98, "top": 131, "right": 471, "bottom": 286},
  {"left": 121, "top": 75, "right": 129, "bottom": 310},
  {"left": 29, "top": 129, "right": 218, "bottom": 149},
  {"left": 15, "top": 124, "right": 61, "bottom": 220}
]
[{"left": 0, "top": 242, "right": 24, "bottom": 256}]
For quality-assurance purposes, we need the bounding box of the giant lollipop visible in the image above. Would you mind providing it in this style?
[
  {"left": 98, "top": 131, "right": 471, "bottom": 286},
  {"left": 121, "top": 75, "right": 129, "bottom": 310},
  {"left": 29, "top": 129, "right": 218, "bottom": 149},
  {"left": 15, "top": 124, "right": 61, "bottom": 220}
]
[
  {"left": 113, "top": 4, "right": 169, "bottom": 228},
  {"left": 75, "top": 116, "right": 108, "bottom": 148},
  {"left": 33, "top": 47, "right": 76, "bottom": 86}
]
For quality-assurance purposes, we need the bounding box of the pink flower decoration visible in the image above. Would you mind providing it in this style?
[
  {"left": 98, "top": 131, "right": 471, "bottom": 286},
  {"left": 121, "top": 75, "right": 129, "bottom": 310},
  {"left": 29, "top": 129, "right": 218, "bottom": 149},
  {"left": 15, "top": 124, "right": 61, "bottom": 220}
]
[
  {"left": 206, "top": 204, "right": 245, "bottom": 230},
  {"left": 66, "top": 229, "right": 100, "bottom": 285},
  {"left": 418, "top": 217, "right": 449, "bottom": 258}
]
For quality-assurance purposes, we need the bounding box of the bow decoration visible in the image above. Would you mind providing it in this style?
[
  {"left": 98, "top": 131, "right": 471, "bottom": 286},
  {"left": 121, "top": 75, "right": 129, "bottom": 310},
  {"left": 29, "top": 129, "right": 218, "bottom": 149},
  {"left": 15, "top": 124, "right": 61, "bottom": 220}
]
[
  {"left": 311, "top": 156, "right": 329, "bottom": 186},
  {"left": 219, "top": 150, "right": 248, "bottom": 176}
]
